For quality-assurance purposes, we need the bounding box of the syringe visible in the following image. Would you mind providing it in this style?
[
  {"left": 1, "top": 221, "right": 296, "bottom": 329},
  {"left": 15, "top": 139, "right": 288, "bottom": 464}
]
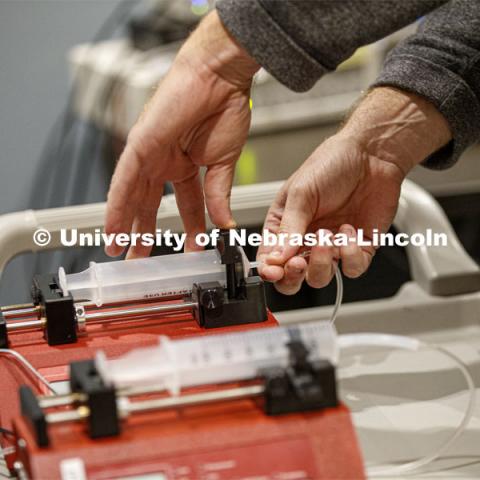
[
  {"left": 95, "top": 320, "right": 338, "bottom": 395},
  {"left": 58, "top": 248, "right": 343, "bottom": 325},
  {"left": 59, "top": 248, "right": 254, "bottom": 307}
]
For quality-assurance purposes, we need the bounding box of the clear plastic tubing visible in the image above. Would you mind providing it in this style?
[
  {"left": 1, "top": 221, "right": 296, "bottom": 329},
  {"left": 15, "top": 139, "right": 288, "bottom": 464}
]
[
  {"left": 96, "top": 320, "right": 338, "bottom": 395},
  {"left": 59, "top": 249, "right": 252, "bottom": 307}
]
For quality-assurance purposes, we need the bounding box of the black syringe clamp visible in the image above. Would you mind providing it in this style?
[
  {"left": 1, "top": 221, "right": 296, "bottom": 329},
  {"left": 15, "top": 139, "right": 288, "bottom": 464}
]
[
  {"left": 192, "top": 230, "right": 268, "bottom": 328},
  {"left": 261, "top": 340, "right": 338, "bottom": 415},
  {"left": 70, "top": 359, "right": 120, "bottom": 439},
  {"left": 0, "top": 274, "right": 77, "bottom": 349},
  {"left": 19, "top": 360, "right": 120, "bottom": 448},
  {"left": 0, "top": 311, "right": 8, "bottom": 348},
  {"left": 31, "top": 273, "right": 77, "bottom": 346},
  {"left": 19, "top": 385, "right": 49, "bottom": 447}
]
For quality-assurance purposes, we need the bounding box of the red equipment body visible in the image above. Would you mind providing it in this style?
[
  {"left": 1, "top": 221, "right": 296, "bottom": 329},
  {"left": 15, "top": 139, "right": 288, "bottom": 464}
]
[
  {"left": 14, "top": 397, "right": 364, "bottom": 480},
  {"left": 2, "top": 304, "right": 365, "bottom": 479},
  {"left": 0, "top": 302, "right": 277, "bottom": 431}
]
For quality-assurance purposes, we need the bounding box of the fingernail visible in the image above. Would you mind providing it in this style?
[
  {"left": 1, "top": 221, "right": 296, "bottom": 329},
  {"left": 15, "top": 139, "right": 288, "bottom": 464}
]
[
  {"left": 344, "top": 226, "right": 356, "bottom": 237},
  {"left": 271, "top": 250, "right": 282, "bottom": 257},
  {"left": 273, "top": 243, "right": 284, "bottom": 254}
]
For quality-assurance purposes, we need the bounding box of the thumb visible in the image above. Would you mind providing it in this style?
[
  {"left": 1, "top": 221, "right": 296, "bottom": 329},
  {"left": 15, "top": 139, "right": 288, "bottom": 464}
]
[
  {"left": 266, "top": 190, "right": 312, "bottom": 265},
  {"left": 204, "top": 162, "right": 237, "bottom": 229}
]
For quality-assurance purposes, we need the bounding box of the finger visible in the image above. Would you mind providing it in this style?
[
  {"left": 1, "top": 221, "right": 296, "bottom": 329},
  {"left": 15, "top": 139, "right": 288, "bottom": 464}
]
[
  {"left": 306, "top": 229, "right": 336, "bottom": 288},
  {"left": 125, "top": 182, "right": 164, "bottom": 260},
  {"left": 274, "top": 256, "right": 308, "bottom": 295},
  {"left": 257, "top": 188, "right": 288, "bottom": 282},
  {"left": 339, "top": 224, "right": 373, "bottom": 278},
  {"left": 204, "top": 162, "right": 237, "bottom": 229},
  {"left": 265, "top": 188, "right": 312, "bottom": 265},
  {"left": 106, "top": 185, "right": 145, "bottom": 257},
  {"left": 173, "top": 170, "right": 206, "bottom": 252},
  {"left": 258, "top": 258, "right": 285, "bottom": 283},
  {"left": 105, "top": 143, "right": 143, "bottom": 257}
]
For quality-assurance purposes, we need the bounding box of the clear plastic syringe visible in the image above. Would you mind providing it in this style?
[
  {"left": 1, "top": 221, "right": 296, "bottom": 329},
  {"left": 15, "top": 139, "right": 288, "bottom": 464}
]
[
  {"left": 95, "top": 320, "right": 338, "bottom": 395},
  {"left": 58, "top": 248, "right": 255, "bottom": 307},
  {"left": 58, "top": 249, "right": 344, "bottom": 316}
]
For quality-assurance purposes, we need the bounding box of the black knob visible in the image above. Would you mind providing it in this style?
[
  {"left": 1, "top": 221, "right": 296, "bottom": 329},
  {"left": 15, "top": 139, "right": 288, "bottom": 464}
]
[{"left": 200, "top": 288, "right": 222, "bottom": 310}]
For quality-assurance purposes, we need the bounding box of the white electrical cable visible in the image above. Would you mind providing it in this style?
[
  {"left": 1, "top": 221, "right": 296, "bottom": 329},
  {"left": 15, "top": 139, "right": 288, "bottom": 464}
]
[
  {"left": 337, "top": 334, "right": 476, "bottom": 477},
  {"left": 0, "top": 349, "right": 57, "bottom": 395}
]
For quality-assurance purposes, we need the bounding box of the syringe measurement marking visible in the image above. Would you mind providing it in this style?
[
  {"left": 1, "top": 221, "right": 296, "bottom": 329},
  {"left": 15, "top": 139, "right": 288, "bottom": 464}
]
[{"left": 179, "top": 322, "right": 329, "bottom": 372}]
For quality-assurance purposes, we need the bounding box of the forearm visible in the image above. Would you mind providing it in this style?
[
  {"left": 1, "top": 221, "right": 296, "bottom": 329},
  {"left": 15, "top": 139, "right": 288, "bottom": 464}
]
[
  {"left": 339, "top": 87, "right": 452, "bottom": 175},
  {"left": 176, "top": 11, "right": 259, "bottom": 89},
  {"left": 372, "top": 0, "right": 480, "bottom": 169}
]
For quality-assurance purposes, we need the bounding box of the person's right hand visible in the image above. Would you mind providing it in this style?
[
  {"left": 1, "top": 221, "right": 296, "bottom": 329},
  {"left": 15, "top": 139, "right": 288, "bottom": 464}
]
[{"left": 104, "top": 11, "right": 259, "bottom": 259}]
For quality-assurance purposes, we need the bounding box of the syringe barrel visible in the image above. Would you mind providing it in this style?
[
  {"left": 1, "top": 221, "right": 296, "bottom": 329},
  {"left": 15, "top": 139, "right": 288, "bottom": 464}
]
[
  {"left": 59, "top": 249, "right": 227, "bottom": 306},
  {"left": 96, "top": 321, "right": 338, "bottom": 394}
]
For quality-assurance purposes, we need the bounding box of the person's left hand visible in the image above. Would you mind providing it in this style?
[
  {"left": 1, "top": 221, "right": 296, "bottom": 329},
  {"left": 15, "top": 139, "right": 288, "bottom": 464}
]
[
  {"left": 256, "top": 87, "right": 452, "bottom": 294},
  {"left": 256, "top": 134, "right": 402, "bottom": 294}
]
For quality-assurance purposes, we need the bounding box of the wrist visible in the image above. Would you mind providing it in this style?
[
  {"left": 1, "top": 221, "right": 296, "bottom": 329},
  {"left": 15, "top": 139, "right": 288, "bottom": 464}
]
[
  {"left": 338, "top": 87, "right": 452, "bottom": 175},
  {"left": 177, "top": 10, "right": 259, "bottom": 89}
]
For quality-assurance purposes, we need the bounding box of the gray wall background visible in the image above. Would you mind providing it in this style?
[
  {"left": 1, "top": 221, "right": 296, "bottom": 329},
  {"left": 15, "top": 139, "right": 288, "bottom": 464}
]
[{"left": 0, "top": 0, "right": 126, "bottom": 303}]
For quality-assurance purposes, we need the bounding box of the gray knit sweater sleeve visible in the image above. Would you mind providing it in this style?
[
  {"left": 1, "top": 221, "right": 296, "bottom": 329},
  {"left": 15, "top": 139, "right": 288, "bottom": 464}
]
[
  {"left": 372, "top": 1, "right": 480, "bottom": 168},
  {"left": 216, "top": 0, "right": 480, "bottom": 168},
  {"left": 216, "top": 0, "right": 446, "bottom": 90}
]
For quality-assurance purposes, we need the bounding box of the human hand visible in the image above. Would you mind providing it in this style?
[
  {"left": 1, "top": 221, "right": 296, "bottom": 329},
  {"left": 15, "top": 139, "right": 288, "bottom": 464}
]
[
  {"left": 257, "top": 87, "right": 452, "bottom": 294},
  {"left": 104, "top": 11, "right": 259, "bottom": 259}
]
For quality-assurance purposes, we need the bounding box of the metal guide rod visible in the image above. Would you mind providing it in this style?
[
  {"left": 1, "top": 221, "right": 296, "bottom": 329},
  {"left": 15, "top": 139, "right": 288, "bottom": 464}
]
[
  {"left": 46, "top": 406, "right": 90, "bottom": 424},
  {"left": 38, "top": 383, "right": 170, "bottom": 409},
  {"left": 2, "top": 306, "right": 39, "bottom": 318},
  {"left": 45, "top": 385, "right": 265, "bottom": 424},
  {"left": 38, "top": 386, "right": 154, "bottom": 408},
  {"left": 85, "top": 300, "right": 196, "bottom": 321},
  {"left": 2, "top": 300, "right": 92, "bottom": 318},
  {"left": 6, "top": 319, "right": 45, "bottom": 331},
  {"left": 38, "top": 381, "right": 196, "bottom": 409},
  {"left": 118, "top": 383, "right": 178, "bottom": 398},
  {"left": 39, "top": 393, "right": 87, "bottom": 409},
  {"left": 4, "top": 299, "right": 196, "bottom": 333},
  {"left": 1, "top": 303, "right": 35, "bottom": 312},
  {"left": 123, "top": 384, "right": 265, "bottom": 415}
]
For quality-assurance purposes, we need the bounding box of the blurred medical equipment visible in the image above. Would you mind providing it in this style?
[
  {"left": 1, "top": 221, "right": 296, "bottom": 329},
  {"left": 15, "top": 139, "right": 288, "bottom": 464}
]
[{"left": 0, "top": 180, "right": 478, "bottom": 478}]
